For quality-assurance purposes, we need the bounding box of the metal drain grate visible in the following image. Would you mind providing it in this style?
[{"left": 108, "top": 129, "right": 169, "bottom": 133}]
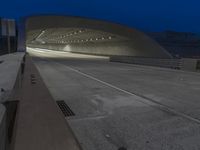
[{"left": 56, "top": 100, "right": 75, "bottom": 117}]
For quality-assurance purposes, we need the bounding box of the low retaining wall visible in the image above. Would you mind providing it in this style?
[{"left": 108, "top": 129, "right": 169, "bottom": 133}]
[
  {"left": 110, "top": 56, "right": 182, "bottom": 69},
  {"left": 110, "top": 56, "right": 200, "bottom": 72},
  {"left": 0, "top": 104, "right": 6, "bottom": 150},
  {"left": 0, "top": 52, "right": 25, "bottom": 103},
  {"left": 0, "top": 52, "right": 25, "bottom": 150}
]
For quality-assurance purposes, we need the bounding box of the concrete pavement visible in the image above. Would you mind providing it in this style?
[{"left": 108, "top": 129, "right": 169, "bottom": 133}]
[{"left": 28, "top": 47, "right": 200, "bottom": 150}]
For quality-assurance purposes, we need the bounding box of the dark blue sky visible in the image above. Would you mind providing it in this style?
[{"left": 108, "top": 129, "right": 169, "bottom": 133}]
[{"left": 1, "top": 0, "right": 200, "bottom": 32}]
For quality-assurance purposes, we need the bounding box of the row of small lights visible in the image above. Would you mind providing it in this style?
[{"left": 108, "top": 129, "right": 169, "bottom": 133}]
[
  {"left": 54, "top": 36, "right": 113, "bottom": 44},
  {"left": 46, "top": 29, "right": 86, "bottom": 40}
]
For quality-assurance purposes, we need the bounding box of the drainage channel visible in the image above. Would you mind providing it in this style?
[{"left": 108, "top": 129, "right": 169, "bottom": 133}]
[{"left": 56, "top": 100, "right": 75, "bottom": 117}]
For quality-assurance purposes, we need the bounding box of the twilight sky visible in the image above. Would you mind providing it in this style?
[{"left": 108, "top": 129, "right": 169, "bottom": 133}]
[{"left": 0, "top": 0, "right": 200, "bottom": 32}]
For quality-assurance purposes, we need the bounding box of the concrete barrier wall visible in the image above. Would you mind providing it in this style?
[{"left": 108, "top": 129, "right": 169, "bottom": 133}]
[
  {"left": 0, "top": 53, "right": 24, "bottom": 103},
  {"left": 0, "top": 104, "right": 6, "bottom": 150},
  {"left": 0, "top": 52, "right": 25, "bottom": 150}
]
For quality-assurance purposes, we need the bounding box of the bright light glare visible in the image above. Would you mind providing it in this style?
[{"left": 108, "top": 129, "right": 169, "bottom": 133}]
[{"left": 27, "top": 47, "right": 109, "bottom": 60}]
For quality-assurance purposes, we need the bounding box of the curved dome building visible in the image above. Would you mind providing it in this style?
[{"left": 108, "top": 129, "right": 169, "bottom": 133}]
[{"left": 26, "top": 15, "right": 172, "bottom": 58}]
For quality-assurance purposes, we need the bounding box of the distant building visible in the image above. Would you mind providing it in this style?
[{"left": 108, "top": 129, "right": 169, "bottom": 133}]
[
  {"left": 0, "top": 18, "right": 17, "bottom": 55},
  {"left": 147, "top": 31, "right": 200, "bottom": 58}
]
